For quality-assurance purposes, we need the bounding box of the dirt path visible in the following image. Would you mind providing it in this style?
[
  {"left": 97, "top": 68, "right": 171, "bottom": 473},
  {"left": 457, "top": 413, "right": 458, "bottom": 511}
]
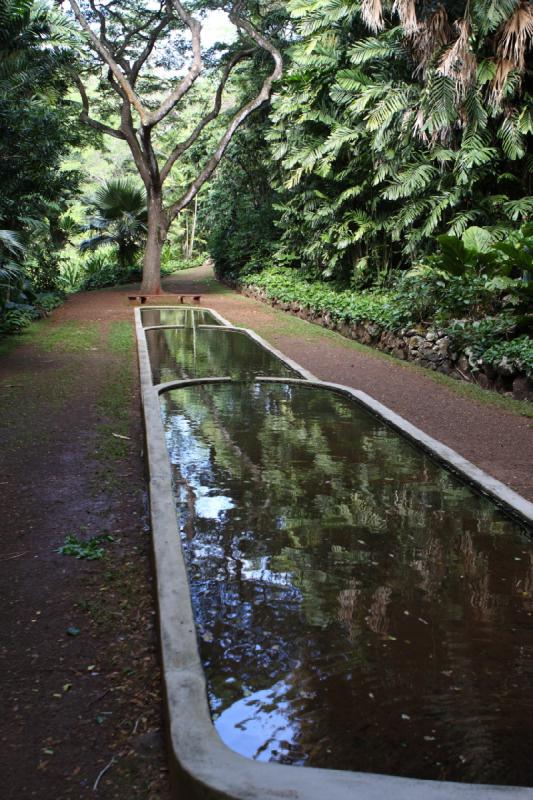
[
  {"left": 1, "top": 266, "right": 531, "bottom": 800},
  {"left": 0, "top": 288, "right": 172, "bottom": 800},
  {"left": 165, "top": 263, "right": 533, "bottom": 502}
]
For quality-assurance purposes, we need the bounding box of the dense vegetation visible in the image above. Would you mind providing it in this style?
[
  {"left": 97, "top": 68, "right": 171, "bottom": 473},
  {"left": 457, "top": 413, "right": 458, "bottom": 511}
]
[
  {"left": 205, "top": 0, "right": 533, "bottom": 380},
  {"left": 0, "top": 0, "right": 86, "bottom": 332},
  {"left": 1, "top": 0, "right": 531, "bottom": 386}
]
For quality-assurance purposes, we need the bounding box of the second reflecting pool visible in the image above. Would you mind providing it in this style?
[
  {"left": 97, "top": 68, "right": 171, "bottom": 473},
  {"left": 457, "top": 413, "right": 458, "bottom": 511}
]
[
  {"left": 147, "top": 327, "right": 299, "bottom": 384},
  {"left": 141, "top": 307, "right": 222, "bottom": 327}
]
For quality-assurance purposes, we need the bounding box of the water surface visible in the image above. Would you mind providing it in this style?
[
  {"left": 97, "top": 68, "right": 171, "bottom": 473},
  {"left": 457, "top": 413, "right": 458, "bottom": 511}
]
[
  {"left": 147, "top": 328, "right": 298, "bottom": 384},
  {"left": 141, "top": 307, "right": 221, "bottom": 327},
  {"left": 161, "top": 381, "right": 533, "bottom": 785}
]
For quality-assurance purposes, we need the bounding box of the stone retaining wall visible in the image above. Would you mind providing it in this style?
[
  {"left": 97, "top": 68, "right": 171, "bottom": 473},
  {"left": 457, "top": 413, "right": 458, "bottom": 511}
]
[{"left": 237, "top": 283, "right": 532, "bottom": 402}]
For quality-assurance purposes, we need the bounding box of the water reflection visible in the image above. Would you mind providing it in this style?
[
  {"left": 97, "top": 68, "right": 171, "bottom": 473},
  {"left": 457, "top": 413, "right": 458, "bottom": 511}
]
[
  {"left": 161, "top": 381, "right": 533, "bottom": 784},
  {"left": 213, "top": 680, "right": 299, "bottom": 762},
  {"left": 141, "top": 307, "right": 221, "bottom": 327},
  {"left": 146, "top": 327, "right": 298, "bottom": 384}
]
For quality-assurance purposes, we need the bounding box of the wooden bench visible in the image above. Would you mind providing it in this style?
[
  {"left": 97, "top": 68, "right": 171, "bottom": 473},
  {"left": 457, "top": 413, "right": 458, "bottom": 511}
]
[{"left": 127, "top": 294, "right": 202, "bottom": 305}]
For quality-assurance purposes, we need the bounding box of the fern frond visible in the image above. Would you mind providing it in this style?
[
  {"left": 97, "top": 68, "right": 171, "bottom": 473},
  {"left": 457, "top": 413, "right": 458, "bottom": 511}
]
[
  {"left": 498, "top": 112, "right": 525, "bottom": 159},
  {"left": 382, "top": 162, "right": 438, "bottom": 200},
  {"left": 502, "top": 196, "right": 533, "bottom": 220}
]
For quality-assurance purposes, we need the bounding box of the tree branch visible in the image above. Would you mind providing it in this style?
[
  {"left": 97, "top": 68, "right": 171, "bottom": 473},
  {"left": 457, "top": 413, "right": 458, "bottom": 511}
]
[
  {"left": 67, "top": 0, "right": 147, "bottom": 123},
  {"left": 130, "top": 13, "right": 172, "bottom": 85},
  {"left": 143, "top": 0, "right": 203, "bottom": 128},
  {"left": 74, "top": 75, "right": 126, "bottom": 140},
  {"left": 160, "top": 49, "right": 254, "bottom": 184},
  {"left": 119, "top": 100, "right": 152, "bottom": 187},
  {"left": 166, "top": 6, "right": 283, "bottom": 219}
]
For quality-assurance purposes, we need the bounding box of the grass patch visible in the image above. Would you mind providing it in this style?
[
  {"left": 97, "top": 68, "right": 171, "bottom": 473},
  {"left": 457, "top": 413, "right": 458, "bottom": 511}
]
[
  {"left": 97, "top": 362, "right": 131, "bottom": 424},
  {"left": 93, "top": 331, "right": 134, "bottom": 470},
  {"left": 0, "top": 318, "right": 100, "bottom": 357},
  {"left": 35, "top": 320, "right": 101, "bottom": 352},
  {"left": 0, "top": 319, "right": 47, "bottom": 357},
  {"left": 108, "top": 320, "right": 133, "bottom": 353}
]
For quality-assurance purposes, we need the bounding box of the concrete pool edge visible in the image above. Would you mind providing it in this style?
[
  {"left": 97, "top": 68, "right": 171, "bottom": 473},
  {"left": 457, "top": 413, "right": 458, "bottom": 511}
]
[{"left": 134, "top": 306, "right": 533, "bottom": 800}]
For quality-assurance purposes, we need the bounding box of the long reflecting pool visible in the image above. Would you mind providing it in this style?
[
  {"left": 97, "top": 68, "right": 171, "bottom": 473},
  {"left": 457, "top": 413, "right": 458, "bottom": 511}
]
[
  {"left": 161, "top": 380, "right": 533, "bottom": 785},
  {"left": 147, "top": 327, "right": 299, "bottom": 384},
  {"left": 141, "top": 307, "right": 222, "bottom": 327}
]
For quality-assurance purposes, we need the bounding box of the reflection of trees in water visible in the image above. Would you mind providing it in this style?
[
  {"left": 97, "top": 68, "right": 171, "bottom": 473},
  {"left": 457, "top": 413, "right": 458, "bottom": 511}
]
[
  {"left": 142, "top": 308, "right": 220, "bottom": 327},
  {"left": 148, "top": 328, "right": 297, "bottom": 384},
  {"left": 460, "top": 532, "right": 491, "bottom": 618},
  {"left": 160, "top": 382, "right": 533, "bottom": 777},
  {"left": 516, "top": 553, "right": 533, "bottom": 615},
  {"left": 146, "top": 328, "right": 175, "bottom": 383},
  {"left": 365, "top": 586, "right": 392, "bottom": 637},
  {"left": 337, "top": 579, "right": 362, "bottom": 642}
]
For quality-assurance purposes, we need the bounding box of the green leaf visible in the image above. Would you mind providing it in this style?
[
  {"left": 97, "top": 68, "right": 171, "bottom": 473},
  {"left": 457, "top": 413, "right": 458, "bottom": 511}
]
[
  {"left": 435, "top": 235, "right": 468, "bottom": 275},
  {"left": 462, "top": 226, "right": 493, "bottom": 254}
]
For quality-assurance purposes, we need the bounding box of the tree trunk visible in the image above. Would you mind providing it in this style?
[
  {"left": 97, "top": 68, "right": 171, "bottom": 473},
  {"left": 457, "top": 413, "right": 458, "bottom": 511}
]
[
  {"left": 182, "top": 212, "right": 189, "bottom": 259},
  {"left": 188, "top": 196, "right": 198, "bottom": 259},
  {"left": 141, "top": 189, "right": 167, "bottom": 294}
]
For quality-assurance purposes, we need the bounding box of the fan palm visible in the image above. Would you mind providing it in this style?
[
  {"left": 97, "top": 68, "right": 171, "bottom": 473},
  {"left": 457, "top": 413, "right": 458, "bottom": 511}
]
[{"left": 80, "top": 180, "right": 148, "bottom": 271}]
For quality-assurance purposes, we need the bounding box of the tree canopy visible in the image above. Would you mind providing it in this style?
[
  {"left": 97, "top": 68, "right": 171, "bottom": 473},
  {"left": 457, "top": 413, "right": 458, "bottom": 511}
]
[{"left": 66, "top": 0, "right": 284, "bottom": 293}]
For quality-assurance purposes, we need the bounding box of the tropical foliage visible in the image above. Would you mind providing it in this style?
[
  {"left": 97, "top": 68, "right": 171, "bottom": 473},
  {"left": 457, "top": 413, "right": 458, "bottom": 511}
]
[
  {"left": 80, "top": 179, "right": 147, "bottom": 271},
  {"left": 205, "top": 0, "right": 532, "bottom": 383},
  {"left": 0, "top": 0, "right": 85, "bottom": 331},
  {"left": 263, "top": 0, "right": 533, "bottom": 284}
]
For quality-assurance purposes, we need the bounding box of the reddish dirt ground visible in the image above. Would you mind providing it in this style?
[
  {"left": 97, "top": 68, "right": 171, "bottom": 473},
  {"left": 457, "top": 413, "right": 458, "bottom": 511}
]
[
  {"left": 1, "top": 266, "right": 531, "bottom": 800},
  {"left": 0, "top": 287, "right": 172, "bottom": 800}
]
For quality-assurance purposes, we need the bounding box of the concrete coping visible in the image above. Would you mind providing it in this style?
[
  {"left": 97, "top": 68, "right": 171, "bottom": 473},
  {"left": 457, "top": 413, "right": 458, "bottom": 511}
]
[{"left": 134, "top": 306, "right": 533, "bottom": 800}]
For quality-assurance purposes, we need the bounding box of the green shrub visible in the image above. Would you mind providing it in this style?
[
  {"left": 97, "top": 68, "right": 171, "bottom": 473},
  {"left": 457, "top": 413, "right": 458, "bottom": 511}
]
[
  {"left": 160, "top": 248, "right": 206, "bottom": 275},
  {"left": 35, "top": 292, "right": 63, "bottom": 312},
  {"left": 58, "top": 256, "right": 84, "bottom": 293},
  {"left": 242, "top": 266, "right": 531, "bottom": 375},
  {"left": 24, "top": 248, "right": 62, "bottom": 293},
  {"left": 80, "top": 249, "right": 140, "bottom": 290},
  {"left": 482, "top": 336, "right": 533, "bottom": 373},
  {"left": 0, "top": 306, "right": 37, "bottom": 334},
  {"left": 243, "top": 266, "right": 407, "bottom": 329},
  {"left": 444, "top": 316, "right": 518, "bottom": 361},
  {"left": 392, "top": 268, "right": 496, "bottom": 324}
]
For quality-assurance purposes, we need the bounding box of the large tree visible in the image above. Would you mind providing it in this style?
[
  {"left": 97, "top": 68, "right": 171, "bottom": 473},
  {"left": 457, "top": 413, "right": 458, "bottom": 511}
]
[{"left": 67, "top": 0, "right": 283, "bottom": 294}]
